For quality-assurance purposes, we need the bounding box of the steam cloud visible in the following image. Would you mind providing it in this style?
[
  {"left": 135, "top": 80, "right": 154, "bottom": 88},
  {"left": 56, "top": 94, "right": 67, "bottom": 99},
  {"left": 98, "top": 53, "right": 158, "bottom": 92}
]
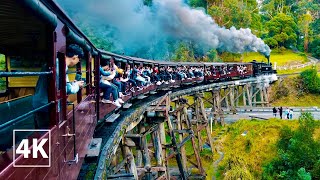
[{"left": 57, "top": 0, "right": 271, "bottom": 60}]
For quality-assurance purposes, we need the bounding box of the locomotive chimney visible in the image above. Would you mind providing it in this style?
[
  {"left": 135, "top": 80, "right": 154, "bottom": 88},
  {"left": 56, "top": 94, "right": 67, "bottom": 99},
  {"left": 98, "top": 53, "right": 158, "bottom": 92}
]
[{"left": 266, "top": 55, "right": 270, "bottom": 65}]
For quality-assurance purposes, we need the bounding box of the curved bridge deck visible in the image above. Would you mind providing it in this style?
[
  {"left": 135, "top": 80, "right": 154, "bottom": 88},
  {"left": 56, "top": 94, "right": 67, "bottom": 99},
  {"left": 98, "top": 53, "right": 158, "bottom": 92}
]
[{"left": 79, "top": 77, "right": 273, "bottom": 179}]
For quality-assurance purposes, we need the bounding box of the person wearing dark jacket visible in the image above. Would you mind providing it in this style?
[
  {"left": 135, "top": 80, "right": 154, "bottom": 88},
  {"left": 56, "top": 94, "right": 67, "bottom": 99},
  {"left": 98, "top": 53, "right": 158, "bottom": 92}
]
[
  {"left": 273, "top": 107, "right": 277, "bottom": 117},
  {"left": 278, "top": 107, "right": 283, "bottom": 119}
]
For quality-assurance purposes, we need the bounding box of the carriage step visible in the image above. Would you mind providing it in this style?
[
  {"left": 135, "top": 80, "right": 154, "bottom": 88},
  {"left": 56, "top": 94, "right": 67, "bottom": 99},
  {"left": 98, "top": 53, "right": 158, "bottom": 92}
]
[
  {"left": 149, "top": 91, "right": 157, "bottom": 95},
  {"left": 137, "top": 95, "right": 147, "bottom": 99},
  {"left": 105, "top": 113, "right": 120, "bottom": 123},
  {"left": 87, "top": 138, "right": 102, "bottom": 157},
  {"left": 123, "top": 103, "right": 132, "bottom": 109}
]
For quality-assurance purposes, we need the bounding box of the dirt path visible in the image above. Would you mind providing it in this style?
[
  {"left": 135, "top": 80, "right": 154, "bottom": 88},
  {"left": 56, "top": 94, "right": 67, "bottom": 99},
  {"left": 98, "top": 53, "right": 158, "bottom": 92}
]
[{"left": 212, "top": 128, "right": 226, "bottom": 180}]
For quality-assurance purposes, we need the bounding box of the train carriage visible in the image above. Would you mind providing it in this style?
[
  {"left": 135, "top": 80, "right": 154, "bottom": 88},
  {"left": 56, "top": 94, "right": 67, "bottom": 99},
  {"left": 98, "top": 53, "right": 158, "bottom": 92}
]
[{"left": 0, "top": 1, "right": 99, "bottom": 179}]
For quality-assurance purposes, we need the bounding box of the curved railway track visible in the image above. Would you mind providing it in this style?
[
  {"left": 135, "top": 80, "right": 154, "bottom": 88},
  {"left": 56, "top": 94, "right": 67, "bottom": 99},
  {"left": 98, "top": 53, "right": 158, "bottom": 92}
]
[{"left": 78, "top": 77, "right": 262, "bottom": 179}]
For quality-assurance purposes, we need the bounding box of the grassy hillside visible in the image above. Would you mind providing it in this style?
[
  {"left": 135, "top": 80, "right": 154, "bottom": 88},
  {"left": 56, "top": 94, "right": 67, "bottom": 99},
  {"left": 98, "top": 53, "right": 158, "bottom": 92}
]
[
  {"left": 202, "top": 118, "right": 320, "bottom": 179},
  {"left": 232, "top": 49, "right": 308, "bottom": 66},
  {"left": 270, "top": 75, "right": 320, "bottom": 107}
]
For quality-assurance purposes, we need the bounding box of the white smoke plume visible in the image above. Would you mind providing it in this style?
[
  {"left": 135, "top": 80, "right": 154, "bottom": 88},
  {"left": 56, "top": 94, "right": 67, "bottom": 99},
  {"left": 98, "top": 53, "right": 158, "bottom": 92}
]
[
  {"left": 256, "top": 74, "right": 278, "bottom": 88},
  {"left": 56, "top": 0, "right": 271, "bottom": 59}
]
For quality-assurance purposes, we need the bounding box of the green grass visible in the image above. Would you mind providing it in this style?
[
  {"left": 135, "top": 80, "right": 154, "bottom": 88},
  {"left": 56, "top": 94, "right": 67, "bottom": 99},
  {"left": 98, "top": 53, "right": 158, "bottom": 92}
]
[
  {"left": 236, "top": 49, "right": 308, "bottom": 66},
  {"left": 270, "top": 74, "right": 320, "bottom": 107},
  {"left": 171, "top": 116, "right": 320, "bottom": 179},
  {"left": 0, "top": 54, "right": 6, "bottom": 91}
]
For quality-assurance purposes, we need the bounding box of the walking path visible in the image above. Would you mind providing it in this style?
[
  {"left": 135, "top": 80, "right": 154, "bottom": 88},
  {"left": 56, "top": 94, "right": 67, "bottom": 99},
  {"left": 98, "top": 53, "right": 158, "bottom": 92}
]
[{"left": 212, "top": 128, "right": 226, "bottom": 180}]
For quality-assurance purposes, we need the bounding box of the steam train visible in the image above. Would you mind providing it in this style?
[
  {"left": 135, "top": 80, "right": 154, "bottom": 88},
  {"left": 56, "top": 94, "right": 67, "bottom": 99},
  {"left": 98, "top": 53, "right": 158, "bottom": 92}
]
[{"left": 0, "top": 0, "right": 276, "bottom": 179}]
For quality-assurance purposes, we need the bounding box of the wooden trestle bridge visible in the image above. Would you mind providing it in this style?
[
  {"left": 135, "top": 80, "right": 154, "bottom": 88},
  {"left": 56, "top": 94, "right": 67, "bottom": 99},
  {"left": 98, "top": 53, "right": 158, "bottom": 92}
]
[{"left": 93, "top": 77, "right": 272, "bottom": 180}]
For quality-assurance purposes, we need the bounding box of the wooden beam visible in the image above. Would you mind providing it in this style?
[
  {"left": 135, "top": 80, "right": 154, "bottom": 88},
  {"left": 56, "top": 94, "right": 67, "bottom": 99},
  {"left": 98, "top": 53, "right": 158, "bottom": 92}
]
[
  {"left": 176, "top": 102, "right": 188, "bottom": 171},
  {"left": 183, "top": 106, "right": 205, "bottom": 176},
  {"left": 199, "top": 98, "right": 215, "bottom": 155}
]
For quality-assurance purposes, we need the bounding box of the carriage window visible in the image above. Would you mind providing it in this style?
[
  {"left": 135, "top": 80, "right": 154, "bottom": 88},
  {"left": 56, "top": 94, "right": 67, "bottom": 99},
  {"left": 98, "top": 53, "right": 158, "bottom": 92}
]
[
  {"left": 0, "top": 54, "right": 6, "bottom": 93},
  {"left": 80, "top": 59, "right": 87, "bottom": 96}
]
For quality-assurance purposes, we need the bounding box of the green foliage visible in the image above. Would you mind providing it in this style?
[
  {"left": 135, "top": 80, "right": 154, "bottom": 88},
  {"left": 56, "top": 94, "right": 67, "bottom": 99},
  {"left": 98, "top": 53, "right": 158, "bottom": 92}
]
[
  {"left": 188, "top": 0, "right": 207, "bottom": 9},
  {"left": 263, "top": 113, "right": 320, "bottom": 179},
  {"left": 143, "top": 0, "right": 152, "bottom": 6},
  {"left": 208, "top": 0, "right": 258, "bottom": 30},
  {"left": 0, "top": 54, "right": 5, "bottom": 70},
  {"left": 297, "top": 168, "right": 311, "bottom": 180},
  {"left": 300, "top": 68, "right": 320, "bottom": 94},
  {"left": 0, "top": 54, "right": 6, "bottom": 91},
  {"left": 265, "top": 13, "right": 298, "bottom": 48},
  {"left": 172, "top": 42, "right": 196, "bottom": 62},
  {"left": 310, "top": 19, "right": 320, "bottom": 37},
  {"left": 224, "top": 154, "right": 254, "bottom": 180},
  {"left": 309, "top": 37, "right": 320, "bottom": 58}
]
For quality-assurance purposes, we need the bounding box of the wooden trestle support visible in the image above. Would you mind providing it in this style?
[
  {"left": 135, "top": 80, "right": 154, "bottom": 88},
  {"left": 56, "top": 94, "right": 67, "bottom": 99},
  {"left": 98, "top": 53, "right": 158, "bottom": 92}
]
[{"left": 105, "top": 82, "right": 270, "bottom": 179}]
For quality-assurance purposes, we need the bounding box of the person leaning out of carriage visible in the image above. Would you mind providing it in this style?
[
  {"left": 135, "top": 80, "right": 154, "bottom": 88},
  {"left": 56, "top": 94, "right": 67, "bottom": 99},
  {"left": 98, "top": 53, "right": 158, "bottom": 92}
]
[{"left": 32, "top": 44, "right": 85, "bottom": 129}]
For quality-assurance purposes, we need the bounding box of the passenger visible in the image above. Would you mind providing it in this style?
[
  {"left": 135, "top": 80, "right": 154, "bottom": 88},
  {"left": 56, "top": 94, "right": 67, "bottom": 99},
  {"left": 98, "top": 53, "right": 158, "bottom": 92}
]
[
  {"left": 100, "top": 64, "right": 123, "bottom": 107},
  {"left": 211, "top": 66, "right": 216, "bottom": 76},
  {"left": 33, "top": 44, "right": 84, "bottom": 129},
  {"left": 159, "top": 66, "right": 169, "bottom": 84},
  {"left": 135, "top": 65, "right": 147, "bottom": 86},
  {"left": 167, "top": 67, "right": 175, "bottom": 83},
  {"left": 188, "top": 67, "right": 195, "bottom": 78},
  {"left": 142, "top": 66, "right": 152, "bottom": 84},
  {"left": 176, "top": 67, "right": 185, "bottom": 80},
  {"left": 125, "top": 64, "right": 137, "bottom": 92},
  {"left": 131, "top": 65, "right": 144, "bottom": 90},
  {"left": 110, "top": 57, "right": 127, "bottom": 97},
  {"left": 152, "top": 66, "right": 162, "bottom": 85}
]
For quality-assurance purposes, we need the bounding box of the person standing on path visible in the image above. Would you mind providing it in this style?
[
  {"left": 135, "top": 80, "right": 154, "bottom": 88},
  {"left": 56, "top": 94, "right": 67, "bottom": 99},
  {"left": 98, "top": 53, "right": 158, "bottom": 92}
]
[
  {"left": 273, "top": 107, "right": 277, "bottom": 117},
  {"left": 285, "top": 107, "right": 290, "bottom": 119},
  {"left": 289, "top": 109, "right": 293, "bottom": 119},
  {"left": 278, "top": 107, "right": 283, "bottom": 119}
]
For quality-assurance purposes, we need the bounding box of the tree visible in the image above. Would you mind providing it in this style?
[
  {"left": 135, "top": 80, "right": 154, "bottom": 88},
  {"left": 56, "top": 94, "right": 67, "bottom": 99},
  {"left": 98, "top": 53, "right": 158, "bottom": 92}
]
[
  {"left": 300, "top": 67, "right": 320, "bottom": 93},
  {"left": 309, "top": 37, "right": 320, "bottom": 59},
  {"left": 188, "top": 0, "right": 207, "bottom": 10},
  {"left": 263, "top": 113, "right": 320, "bottom": 179},
  {"left": 172, "top": 42, "right": 196, "bottom": 62},
  {"left": 265, "top": 13, "right": 298, "bottom": 49},
  {"left": 298, "top": 12, "right": 313, "bottom": 52}
]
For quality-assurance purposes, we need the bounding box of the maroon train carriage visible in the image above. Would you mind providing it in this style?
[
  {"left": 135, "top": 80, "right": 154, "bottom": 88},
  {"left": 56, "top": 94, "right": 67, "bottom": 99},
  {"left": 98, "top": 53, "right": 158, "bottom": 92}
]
[
  {"left": 0, "top": 1, "right": 100, "bottom": 179},
  {"left": 203, "top": 62, "right": 225, "bottom": 82},
  {"left": 178, "top": 62, "right": 204, "bottom": 85}
]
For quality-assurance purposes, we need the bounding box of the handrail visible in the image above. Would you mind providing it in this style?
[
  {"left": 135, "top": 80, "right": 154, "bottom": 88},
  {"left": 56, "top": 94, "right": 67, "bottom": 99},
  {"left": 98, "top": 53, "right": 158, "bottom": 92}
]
[
  {"left": 0, "top": 71, "right": 52, "bottom": 77},
  {"left": 0, "top": 94, "right": 32, "bottom": 105},
  {"left": 67, "top": 70, "right": 88, "bottom": 74},
  {"left": 0, "top": 101, "right": 54, "bottom": 130}
]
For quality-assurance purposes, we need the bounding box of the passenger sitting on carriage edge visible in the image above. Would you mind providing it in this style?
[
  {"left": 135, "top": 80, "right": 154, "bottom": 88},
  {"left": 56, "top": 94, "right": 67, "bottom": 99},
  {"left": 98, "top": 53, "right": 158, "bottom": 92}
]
[
  {"left": 135, "top": 65, "right": 148, "bottom": 86},
  {"left": 110, "top": 57, "right": 127, "bottom": 97},
  {"left": 142, "top": 66, "right": 152, "bottom": 83},
  {"left": 152, "top": 66, "right": 162, "bottom": 85},
  {"left": 99, "top": 64, "right": 123, "bottom": 107},
  {"left": 33, "top": 44, "right": 84, "bottom": 129},
  {"left": 125, "top": 64, "right": 138, "bottom": 92}
]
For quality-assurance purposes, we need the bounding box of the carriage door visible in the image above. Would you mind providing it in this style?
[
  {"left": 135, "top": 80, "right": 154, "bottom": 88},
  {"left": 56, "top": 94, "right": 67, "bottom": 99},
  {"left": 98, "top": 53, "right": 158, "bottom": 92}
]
[{"left": 55, "top": 23, "right": 79, "bottom": 178}]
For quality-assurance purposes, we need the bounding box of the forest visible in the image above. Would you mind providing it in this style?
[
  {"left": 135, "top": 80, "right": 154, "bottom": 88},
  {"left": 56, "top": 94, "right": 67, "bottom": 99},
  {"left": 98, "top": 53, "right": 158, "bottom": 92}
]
[
  {"left": 57, "top": 0, "right": 320, "bottom": 61},
  {"left": 185, "top": 0, "right": 320, "bottom": 61}
]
